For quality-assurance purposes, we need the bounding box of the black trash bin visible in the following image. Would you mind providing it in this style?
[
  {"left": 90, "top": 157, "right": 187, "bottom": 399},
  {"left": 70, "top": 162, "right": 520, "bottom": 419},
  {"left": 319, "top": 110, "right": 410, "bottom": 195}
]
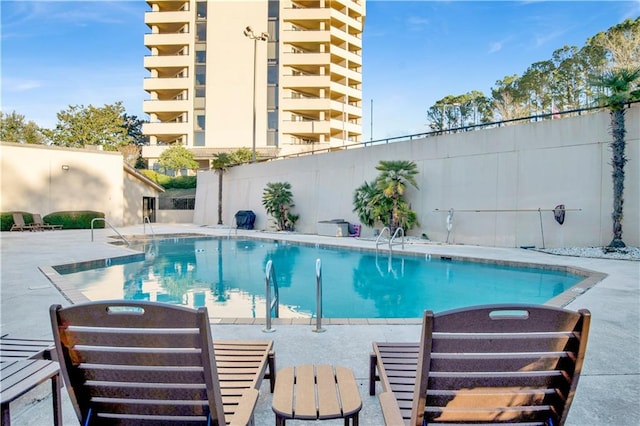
[{"left": 235, "top": 210, "right": 256, "bottom": 230}]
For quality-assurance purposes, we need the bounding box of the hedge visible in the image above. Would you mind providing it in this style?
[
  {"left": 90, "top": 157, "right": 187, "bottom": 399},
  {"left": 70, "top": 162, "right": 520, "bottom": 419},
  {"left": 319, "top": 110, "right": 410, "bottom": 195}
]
[{"left": 1, "top": 211, "right": 106, "bottom": 231}]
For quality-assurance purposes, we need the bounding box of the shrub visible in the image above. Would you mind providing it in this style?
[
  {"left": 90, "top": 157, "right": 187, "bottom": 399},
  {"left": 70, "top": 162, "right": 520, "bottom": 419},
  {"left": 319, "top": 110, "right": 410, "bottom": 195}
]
[
  {"left": 139, "top": 170, "right": 196, "bottom": 189},
  {"left": 44, "top": 211, "right": 105, "bottom": 229}
]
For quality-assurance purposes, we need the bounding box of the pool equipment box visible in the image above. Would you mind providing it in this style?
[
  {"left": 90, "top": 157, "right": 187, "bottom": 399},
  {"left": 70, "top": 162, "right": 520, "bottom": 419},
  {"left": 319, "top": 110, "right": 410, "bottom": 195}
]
[{"left": 317, "top": 219, "right": 349, "bottom": 237}]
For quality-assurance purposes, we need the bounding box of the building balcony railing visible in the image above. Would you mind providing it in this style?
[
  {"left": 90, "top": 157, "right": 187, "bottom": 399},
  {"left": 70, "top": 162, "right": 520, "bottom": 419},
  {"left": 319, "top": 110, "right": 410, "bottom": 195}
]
[
  {"left": 281, "top": 119, "right": 331, "bottom": 135},
  {"left": 281, "top": 74, "right": 330, "bottom": 89},
  {"left": 143, "top": 99, "right": 190, "bottom": 113},
  {"left": 144, "top": 10, "right": 191, "bottom": 25},
  {"left": 281, "top": 29, "right": 330, "bottom": 44},
  {"left": 282, "top": 7, "right": 331, "bottom": 22},
  {"left": 281, "top": 97, "right": 331, "bottom": 112},
  {"left": 142, "top": 121, "right": 190, "bottom": 135},
  {"left": 144, "top": 54, "right": 190, "bottom": 69},
  {"left": 144, "top": 32, "right": 190, "bottom": 47},
  {"left": 143, "top": 77, "right": 190, "bottom": 91},
  {"left": 282, "top": 51, "right": 331, "bottom": 66}
]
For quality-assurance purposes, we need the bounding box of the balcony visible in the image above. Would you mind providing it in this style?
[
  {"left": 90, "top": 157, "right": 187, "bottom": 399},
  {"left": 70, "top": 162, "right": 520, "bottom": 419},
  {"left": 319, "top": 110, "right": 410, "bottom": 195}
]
[
  {"left": 144, "top": 33, "right": 190, "bottom": 47},
  {"left": 281, "top": 97, "right": 331, "bottom": 113},
  {"left": 144, "top": 54, "right": 190, "bottom": 69},
  {"left": 281, "top": 119, "right": 331, "bottom": 135},
  {"left": 143, "top": 99, "right": 190, "bottom": 113},
  {"left": 145, "top": 10, "right": 190, "bottom": 25},
  {"left": 143, "top": 77, "right": 190, "bottom": 91},
  {"left": 142, "top": 121, "right": 190, "bottom": 135},
  {"left": 282, "top": 52, "right": 330, "bottom": 67},
  {"left": 281, "top": 74, "right": 330, "bottom": 89},
  {"left": 282, "top": 7, "right": 331, "bottom": 22},
  {"left": 281, "top": 29, "right": 330, "bottom": 44}
]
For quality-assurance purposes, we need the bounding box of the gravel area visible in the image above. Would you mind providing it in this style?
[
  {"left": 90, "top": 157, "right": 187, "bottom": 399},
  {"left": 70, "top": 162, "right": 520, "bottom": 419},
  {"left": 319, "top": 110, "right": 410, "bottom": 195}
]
[{"left": 536, "top": 246, "right": 640, "bottom": 261}]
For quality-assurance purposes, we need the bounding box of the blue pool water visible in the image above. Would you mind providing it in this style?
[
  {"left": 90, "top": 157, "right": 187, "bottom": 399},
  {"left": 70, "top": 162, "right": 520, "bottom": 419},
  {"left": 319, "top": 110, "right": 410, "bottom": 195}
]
[{"left": 56, "top": 237, "right": 582, "bottom": 318}]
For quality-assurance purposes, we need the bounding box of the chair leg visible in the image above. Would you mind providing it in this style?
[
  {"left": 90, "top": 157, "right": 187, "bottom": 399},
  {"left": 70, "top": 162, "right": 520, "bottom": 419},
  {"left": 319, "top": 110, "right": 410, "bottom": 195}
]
[
  {"left": 369, "top": 353, "right": 378, "bottom": 395},
  {"left": 2, "top": 402, "right": 11, "bottom": 426},
  {"left": 268, "top": 351, "right": 276, "bottom": 393},
  {"left": 52, "top": 374, "right": 62, "bottom": 426}
]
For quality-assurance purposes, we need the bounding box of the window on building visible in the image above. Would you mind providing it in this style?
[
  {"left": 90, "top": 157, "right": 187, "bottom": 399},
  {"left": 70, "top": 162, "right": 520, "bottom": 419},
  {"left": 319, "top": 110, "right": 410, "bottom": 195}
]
[
  {"left": 267, "top": 85, "right": 277, "bottom": 109},
  {"left": 196, "top": 50, "right": 206, "bottom": 63},
  {"left": 268, "top": 111, "right": 278, "bottom": 130},
  {"left": 195, "top": 87, "right": 206, "bottom": 98},
  {"left": 268, "top": 65, "right": 278, "bottom": 84},
  {"left": 196, "top": 114, "right": 206, "bottom": 130},
  {"left": 196, "top": 65, "right": 206, "bottom": 85},
  {"left": 196, "top": 23, "right": 206, "bottom": 41},
  {"left": 196, "top": 1, "right": 207, "bottom": 19},
  {"left": 194, "top": 132, "right": 205, "bottom": 146}
]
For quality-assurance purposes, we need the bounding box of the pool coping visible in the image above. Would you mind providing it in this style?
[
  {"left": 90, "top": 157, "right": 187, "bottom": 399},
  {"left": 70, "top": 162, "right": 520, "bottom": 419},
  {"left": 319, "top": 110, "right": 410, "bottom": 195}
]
[{"left": 38, "top": 233, "right": 607, "bottom": 324}]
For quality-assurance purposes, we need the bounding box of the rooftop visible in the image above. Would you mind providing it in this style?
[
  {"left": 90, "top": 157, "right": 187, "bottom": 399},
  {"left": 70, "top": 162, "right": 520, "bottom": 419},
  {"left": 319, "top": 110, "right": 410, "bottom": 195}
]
[{"left": 1, "top": 224, "right": 638, "bottom": 425}]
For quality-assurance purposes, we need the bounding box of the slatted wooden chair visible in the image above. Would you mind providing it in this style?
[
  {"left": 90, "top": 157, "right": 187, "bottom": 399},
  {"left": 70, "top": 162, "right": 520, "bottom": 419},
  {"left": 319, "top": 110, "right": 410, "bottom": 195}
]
[
  {"left": 369, "top": 304, "right": 590, "bottom": 426},
  {"left": 50, "top": 301, "right": 275, "bottom": 425}
]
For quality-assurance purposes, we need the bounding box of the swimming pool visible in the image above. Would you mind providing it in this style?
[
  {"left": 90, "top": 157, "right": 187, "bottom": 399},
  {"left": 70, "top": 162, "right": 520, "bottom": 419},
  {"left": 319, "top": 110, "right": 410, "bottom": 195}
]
[{"left": 54, "top": 237, "right": 584, "bottom": 318}]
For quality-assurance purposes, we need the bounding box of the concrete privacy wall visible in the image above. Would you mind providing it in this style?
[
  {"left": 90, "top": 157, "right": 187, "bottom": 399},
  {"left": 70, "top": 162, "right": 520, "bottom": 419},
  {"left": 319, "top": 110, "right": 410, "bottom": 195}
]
[
  {"left": 0, "top": 143, "right": 126, "bottom": 225},
  {"left": 194, "top": 105, "right": 639, "bottom": 248}
]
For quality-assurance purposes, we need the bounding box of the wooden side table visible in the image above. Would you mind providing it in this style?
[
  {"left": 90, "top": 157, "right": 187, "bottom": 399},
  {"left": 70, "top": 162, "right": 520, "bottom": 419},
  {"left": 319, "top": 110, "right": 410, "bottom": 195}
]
[
  {"left": 1, "top": 359, "right": 62, "bottom": 426},
  {"left": 272, "top": 364, "right": 362, "bottom": 426}
]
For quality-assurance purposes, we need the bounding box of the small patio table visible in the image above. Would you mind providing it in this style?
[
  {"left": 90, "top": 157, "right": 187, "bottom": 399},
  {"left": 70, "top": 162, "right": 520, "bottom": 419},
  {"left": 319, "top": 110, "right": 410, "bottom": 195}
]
[
  {"left": 272, "top": 364, "right": 362, "bottom": 425},
  {"left": 0, "top": 337, "right": 61, "bottom": 426}
]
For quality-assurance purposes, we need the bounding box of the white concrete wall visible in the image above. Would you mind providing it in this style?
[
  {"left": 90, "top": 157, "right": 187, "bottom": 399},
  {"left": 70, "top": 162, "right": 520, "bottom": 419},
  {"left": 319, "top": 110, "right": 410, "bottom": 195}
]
[
  {"left": 0, "top": 143, "right": 125, "bottom": 225},
  {"left": 195, "top": 106, "right": 639, "bottom": 248}
]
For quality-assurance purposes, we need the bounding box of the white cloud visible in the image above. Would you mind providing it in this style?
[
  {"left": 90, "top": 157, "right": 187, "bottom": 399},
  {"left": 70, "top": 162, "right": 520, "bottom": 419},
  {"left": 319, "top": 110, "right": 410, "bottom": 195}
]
[
  {"left": 2, "top": 78, "right": 42, "bottom": 92},
  {"left": 488, "top": 42, "right": 503, "bottom": 54}
]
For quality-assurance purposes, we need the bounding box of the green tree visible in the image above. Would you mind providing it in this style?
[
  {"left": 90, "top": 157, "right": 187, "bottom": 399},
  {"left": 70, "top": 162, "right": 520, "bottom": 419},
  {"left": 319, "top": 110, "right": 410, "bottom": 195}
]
[
  {"left": 230, "top": 147, "right": 253, "bottom": 164},
  {"left": 122, "top": 114, "right": 148, "bottom": 146},
  {"left": 262, "top": 182, "right": 298, "bottom": 231},
  {"left": 0, "top": 111, "right": 46, "bottom": 144},
  {"left": 375, "top": 160, "right": 419, "bottom": 234},
  {"left": 353, "top": 161, "right": 420, "bottom": 234},
  {"left": 42, "top": 102, "right": 133, "bottom": 150},
  {"left": 158, "top": 145, "right": 199, "bottom": 175},
  {"left": 591, "top": 68, "right": 640, "bottom": 248},
  {"left": 211, "top": 152, "right": 234, "bottom": 225}
]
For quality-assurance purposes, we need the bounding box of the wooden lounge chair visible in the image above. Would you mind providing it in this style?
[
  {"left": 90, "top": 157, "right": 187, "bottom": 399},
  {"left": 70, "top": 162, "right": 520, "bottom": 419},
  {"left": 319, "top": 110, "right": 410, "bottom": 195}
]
[
  {"left": 32, "top": 214, "right": 63, "bottom": 230},
  {"left": 50, "top": 300, "right": 276, "bottom": 425},
  {"left": 369, "top": 304, "right": 590, "bottom": 426},
  {"left": 9, "top": 213, "right": 39, "bottom": 231}
]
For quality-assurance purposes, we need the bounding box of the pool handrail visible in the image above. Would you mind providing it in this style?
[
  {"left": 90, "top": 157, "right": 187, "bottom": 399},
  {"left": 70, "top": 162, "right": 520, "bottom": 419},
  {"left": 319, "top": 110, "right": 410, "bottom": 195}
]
[
  {"left": 312, "top": 258, "right": 325, "bottom": 333},
  {"left": 90, "top": 218, "right": 129, "bottom": 246},
  {"left": 376, "top": 227, "right": 405, "bottom": 253},
  {"left": 143, "top": 216, "right": 155, "bottom": 237},
  {"left": 263, "top": 260, "right": 279, "bottom": 333}
]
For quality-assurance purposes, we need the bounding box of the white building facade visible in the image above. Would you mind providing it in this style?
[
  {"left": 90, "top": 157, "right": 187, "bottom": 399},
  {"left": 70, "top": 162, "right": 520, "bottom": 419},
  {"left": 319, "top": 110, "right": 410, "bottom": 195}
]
[{"left": 142, "top": 0, "right": 365, "bottom": 168}]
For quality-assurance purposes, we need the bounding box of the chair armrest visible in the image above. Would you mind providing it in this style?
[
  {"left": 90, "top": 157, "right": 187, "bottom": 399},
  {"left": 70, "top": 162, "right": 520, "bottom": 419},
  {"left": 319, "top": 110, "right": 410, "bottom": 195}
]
[
  {"left": 227, "top": 388, "right": 259, "bottom": 426},
  {"left": 379, "top": 391, "right": 406, "bottom": 426}
]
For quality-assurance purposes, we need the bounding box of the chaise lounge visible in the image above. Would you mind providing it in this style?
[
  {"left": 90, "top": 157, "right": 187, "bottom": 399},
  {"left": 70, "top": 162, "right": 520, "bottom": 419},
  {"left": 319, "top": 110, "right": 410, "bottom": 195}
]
[
  {"left": 32, "top": 214, "right": 63, "bottom": 230},
  {"left": 50, "top": 300, "right": 276, "bottom": 425},
  {"left": 369, "top": 304, "right": 590, "bottom": 425},
  {"left": 9, "top": 213, "right": 39, "bottom": 232}
]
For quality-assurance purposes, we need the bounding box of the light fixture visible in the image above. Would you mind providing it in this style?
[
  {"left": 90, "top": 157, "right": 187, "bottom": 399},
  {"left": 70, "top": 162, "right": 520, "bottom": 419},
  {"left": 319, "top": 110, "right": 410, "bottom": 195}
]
[
  {"left": 244, "top": 25, "right": 269, "bottom": 163},
  {"left": 61, "top": 165, "right": 70, "bottom": 171}
]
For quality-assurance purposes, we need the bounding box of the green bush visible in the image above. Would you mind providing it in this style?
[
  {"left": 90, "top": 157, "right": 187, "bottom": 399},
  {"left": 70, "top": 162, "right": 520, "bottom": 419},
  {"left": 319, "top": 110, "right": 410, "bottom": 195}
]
[
  {"left": 1, "top": 211, "right": 35, "bottom": 231},
  {"left": 44, "top": 211, "right": 105, "bottom": 229},
  {"left": 139, "top": 170, "right": 196, "bottom": 189}
]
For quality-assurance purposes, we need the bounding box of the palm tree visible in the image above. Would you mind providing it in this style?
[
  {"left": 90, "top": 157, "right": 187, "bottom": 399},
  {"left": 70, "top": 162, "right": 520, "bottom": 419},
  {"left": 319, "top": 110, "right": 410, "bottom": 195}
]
[
  {"left": 211, "top": 153, "right": 234, "bottom": 225},
  {"left": 592, "top": 68, "right": 640, "bottom": 248},
  {"left": 375, "top": 160, "right": 419, "bottom": 233},
  {"left": 262, "top": 182, "right": 298, "bottom": 231}
]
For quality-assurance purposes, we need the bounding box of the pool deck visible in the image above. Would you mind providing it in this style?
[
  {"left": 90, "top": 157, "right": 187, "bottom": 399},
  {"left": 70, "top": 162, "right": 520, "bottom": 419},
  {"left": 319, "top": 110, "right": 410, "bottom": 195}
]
[{"left": 1, "top": 224, "right": 638, "bottom": 425}]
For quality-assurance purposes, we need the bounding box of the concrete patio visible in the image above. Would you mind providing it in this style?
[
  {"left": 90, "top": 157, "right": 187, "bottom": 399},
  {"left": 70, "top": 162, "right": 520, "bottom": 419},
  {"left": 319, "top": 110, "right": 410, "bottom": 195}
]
[{"left": 1, "top": 224, "right": 638, "bottom": 425}]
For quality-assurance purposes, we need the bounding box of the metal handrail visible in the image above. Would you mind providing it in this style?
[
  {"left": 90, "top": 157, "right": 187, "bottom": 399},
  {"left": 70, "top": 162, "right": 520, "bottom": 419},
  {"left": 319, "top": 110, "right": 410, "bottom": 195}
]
[
  {"left": 312, "top": 258, "right": 325, "bottom": 333},
  {"left": 375, "top": 227, "right": 391, "bottom": 252},
  {"left": 143, "top": 216, "right": 155, "bottom": 236},
  {"left": 91, "top": 218, "right": 129, "bottom": 246},
  {"left": 263, "top": 260, "right": 279, "bottom": 333},
  {"left": 390, "top": 227, "right": 405, "bottom": 249},
  {"left": 375, "top": 227, "right": 404, "bottom": 252}
]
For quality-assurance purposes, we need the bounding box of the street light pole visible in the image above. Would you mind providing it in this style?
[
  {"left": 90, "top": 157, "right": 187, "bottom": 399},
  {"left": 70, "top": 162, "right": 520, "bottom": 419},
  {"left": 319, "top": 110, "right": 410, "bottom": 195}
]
[{"left": 243, "top": 26, "right": 269, "bottom": 163}]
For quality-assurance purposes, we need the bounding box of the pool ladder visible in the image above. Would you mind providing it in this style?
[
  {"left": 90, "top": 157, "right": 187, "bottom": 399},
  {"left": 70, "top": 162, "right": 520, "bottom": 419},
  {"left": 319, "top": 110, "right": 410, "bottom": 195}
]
[
  {"left": 375, "top": 227, "right": 405, "bottom": 253},
  {"left": 91, "top": 218, "right": 129, "bottom": 246},
  {"left": 263, "top": 258, "right": 325, "bottom": 333},
  {"left": 263, "top": 260, "right": 280, "bottom": 333}
]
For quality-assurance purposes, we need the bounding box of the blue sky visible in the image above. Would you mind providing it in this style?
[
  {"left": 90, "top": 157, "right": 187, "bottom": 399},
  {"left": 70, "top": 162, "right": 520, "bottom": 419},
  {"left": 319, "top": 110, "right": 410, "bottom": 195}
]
[{"left": 2, "top": 1, "right": 638, "bottom": 141}]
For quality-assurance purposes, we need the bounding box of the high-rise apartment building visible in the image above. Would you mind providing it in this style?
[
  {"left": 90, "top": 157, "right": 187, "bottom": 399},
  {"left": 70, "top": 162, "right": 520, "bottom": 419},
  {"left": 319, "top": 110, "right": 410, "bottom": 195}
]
[{"left": 142, "top": 0, "right": 365, "bottom": 169}]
